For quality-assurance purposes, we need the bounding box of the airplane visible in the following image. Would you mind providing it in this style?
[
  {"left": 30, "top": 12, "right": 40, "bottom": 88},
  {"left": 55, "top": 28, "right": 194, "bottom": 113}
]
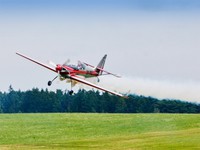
[{"left": 16, "top": 52, "right": 127, "bottom": 98}]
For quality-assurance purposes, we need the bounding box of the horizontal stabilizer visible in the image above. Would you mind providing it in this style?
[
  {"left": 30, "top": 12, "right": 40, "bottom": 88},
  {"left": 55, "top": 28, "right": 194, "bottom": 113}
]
[{"left": 83, "top": 62, "right": 121, "bottom": 78}]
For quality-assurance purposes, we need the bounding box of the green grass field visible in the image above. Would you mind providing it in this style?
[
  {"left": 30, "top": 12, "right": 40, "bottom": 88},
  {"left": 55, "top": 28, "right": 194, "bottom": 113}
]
[{"left": 0, "top": 113, "right": 200, "bottom": 150}]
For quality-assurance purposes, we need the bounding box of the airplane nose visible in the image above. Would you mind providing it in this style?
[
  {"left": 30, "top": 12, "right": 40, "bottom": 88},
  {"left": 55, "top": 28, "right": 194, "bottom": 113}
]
[{"left": 56, "top": 65, "right": 62, "bottom": 72}]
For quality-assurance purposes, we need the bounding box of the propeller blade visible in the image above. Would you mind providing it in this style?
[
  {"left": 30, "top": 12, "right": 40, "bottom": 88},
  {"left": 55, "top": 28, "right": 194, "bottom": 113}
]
[
  {"left": 63, "top": 59, "right": 70, "bottom": 66},
  {"left": 48, "top": 60, "right": 57, "bottom": 68}
]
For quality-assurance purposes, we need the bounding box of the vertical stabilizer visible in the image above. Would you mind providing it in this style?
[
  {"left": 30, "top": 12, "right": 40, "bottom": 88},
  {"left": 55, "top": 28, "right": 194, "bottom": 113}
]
[{"left": 95, "top": 54, "right": 107, "bottom": 75}]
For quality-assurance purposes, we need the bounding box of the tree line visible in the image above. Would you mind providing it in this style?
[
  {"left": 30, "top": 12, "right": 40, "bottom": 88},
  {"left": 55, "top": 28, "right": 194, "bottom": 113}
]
[{"left": 0, "top": 86, "right": 199, "bottom": 113}]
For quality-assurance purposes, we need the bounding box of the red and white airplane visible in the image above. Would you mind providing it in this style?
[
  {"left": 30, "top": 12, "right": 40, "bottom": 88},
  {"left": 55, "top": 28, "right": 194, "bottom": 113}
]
[{"left": 16, "top": 52, "right": 127, "bottom": 98}]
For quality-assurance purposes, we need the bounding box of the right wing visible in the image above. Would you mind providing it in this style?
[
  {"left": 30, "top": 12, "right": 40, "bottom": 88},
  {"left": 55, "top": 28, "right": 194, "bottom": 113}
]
[
  {"left": 70, "top": 75, "right": 127, "bottom": 98},
  {"left": 16, "top": 52, "right": 56, "bottom": 73}
]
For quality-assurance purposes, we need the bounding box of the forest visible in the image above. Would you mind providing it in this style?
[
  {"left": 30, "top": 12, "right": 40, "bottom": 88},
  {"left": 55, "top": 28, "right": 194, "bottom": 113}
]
[{"left": 0, "top": 86, "right": 199, "bottom": 113}]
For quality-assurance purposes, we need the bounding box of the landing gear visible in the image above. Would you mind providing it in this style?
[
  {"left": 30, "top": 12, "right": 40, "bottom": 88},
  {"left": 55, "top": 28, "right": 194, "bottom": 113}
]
[
  {"left": 48, "top": 76, "right": 74, "bottom": 96},
  {"left": 68, "top": 79, "right": 74, "bottom": 95},
  {"left": 47, "top": 76, "right": 58, "bottom": 86},
  {"left": 48, "top": 81, "right": 52, "bottom": 86}
]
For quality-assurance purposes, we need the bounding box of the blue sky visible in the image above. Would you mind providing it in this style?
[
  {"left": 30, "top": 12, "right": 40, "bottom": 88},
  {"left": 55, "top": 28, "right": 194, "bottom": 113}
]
[
  {"left": 1, "top": 0, "right": 200, "bottom": 9},
  {"left": 1, "top": 0, "right": 200, "bottom": 102},
  {"left": 1, "top": 0, "right": 200, "bottom": 23},
  {"left": 1, "top": 0, "right": 200, "bottom": 14}
]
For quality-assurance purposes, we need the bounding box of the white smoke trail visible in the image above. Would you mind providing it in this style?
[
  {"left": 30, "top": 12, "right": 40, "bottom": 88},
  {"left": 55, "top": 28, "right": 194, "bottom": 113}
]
[{"left": 97, "top": 76, "right": 200, "bottom": 103}]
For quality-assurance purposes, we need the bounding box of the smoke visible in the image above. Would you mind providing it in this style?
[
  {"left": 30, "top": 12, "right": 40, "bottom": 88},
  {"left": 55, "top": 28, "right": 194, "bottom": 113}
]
[{"left": 97, "top": 76, "right": 200, "bottom": 103}]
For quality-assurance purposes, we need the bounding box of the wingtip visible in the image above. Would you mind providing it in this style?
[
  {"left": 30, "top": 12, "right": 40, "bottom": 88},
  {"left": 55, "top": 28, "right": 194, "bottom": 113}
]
[
  {"left": 116, "top": 75, "right": 122, "bottom": 78},
  {"left": 118, "top": 93, "right": 129, "bottom": 99},
  {"left": 122, "top": 95, "right": 129, "bottom": 99},
  {"left": 16, "top": 52, "right": 20, "bottom": 56},
  {"left": 16, "top": 52, "right": 21, "bottom": 55}
]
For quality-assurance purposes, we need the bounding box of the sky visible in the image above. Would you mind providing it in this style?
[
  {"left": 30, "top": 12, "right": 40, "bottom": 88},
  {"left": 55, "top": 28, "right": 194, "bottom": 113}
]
[{"left": 1, "top": 0, "right": 200, "bottom": 102}]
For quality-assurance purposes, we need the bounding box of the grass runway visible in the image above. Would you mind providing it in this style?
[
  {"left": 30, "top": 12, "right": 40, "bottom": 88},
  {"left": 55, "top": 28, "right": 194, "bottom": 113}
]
[{"left": 0, "top": 113, "right": 200, "bottom": 149}]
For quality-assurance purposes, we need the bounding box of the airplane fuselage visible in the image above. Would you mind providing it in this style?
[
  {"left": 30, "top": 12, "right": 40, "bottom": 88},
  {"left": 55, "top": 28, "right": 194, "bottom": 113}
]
[{"left": 57, "top": 64, "right": 99, "bottom": 79}]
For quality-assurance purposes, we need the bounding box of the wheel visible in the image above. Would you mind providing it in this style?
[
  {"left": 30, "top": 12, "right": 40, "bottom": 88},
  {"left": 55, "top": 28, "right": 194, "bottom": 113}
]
[
  {"left": 48, "top": 81, "right": 52, "bottom": 86},
  {"left": 69, "top": 90, "right": 73, "bottom": 95}
]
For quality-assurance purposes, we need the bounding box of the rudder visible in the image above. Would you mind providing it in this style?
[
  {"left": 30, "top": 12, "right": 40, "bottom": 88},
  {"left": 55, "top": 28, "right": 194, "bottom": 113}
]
[{"left": 95, "top": 54, "right": 107, "bottom": 75}]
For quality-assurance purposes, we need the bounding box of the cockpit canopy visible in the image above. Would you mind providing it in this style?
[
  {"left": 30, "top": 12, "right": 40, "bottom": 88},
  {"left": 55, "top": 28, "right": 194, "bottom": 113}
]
[
  {"left": 66, "top": 61, "right": 86, "bottom": 71},
  {"left": 67, "top": 64, "right": 79, "bottom": 70}
]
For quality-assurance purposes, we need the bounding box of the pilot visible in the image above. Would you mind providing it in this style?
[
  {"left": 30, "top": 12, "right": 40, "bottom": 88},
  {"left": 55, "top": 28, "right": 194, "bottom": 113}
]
[{"left": 77, "top": 61, "right": 86, "bottom": 70}]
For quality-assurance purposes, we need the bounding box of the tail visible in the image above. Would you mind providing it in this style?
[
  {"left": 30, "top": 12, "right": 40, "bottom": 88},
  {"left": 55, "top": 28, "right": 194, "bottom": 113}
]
[{"left": 95, "top": 54, "right": 107, "bottom": 75}]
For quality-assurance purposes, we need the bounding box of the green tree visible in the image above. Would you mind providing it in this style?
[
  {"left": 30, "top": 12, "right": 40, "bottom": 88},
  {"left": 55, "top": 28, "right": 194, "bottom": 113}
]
[
  {"left": 1, "top": 86, "right": 200, "bottom": 113},
  {"left": 0, "top": 91, "right": 5, "bottom": 113},
  {"left": 115, "top": 97, "right": 126, "bottom": 113},
  {"left": 22, "top": 88, "right": 40, "bottom": 112},
  {"left": 3, "top": 85, "right": 21, "bottom": 113}
]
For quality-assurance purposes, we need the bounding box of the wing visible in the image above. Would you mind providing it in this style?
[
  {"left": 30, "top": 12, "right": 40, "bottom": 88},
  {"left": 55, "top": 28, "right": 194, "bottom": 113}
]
[
  {"left": 70, "top": 75, "right": 127, "bottom": 98},
  {"left": 16, "top": 52, "right": 56, "bottom": 72}
]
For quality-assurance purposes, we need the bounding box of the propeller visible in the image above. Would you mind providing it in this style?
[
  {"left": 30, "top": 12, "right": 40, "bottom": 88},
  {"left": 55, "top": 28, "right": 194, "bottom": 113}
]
[
  {"left": 47, "top": 60, "right": 70, "bottom": 86},
  {"left": 63, "top": 59, "right": 70, "bottom": 66}
]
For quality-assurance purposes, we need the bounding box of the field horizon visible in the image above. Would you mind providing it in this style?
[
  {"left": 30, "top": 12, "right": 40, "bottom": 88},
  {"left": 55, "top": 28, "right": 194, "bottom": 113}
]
[{"left": 0, "top": 113, "right": 200, "bottom": 149}]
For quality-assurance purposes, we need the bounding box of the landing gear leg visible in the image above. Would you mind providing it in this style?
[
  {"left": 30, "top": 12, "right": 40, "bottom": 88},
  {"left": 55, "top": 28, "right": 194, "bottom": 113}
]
[
  {"left": 48, "top": 76, "right": 58, "bottom": 86},
  {"left": 68, "top": 79, "right": 74, "bottom": 95}
]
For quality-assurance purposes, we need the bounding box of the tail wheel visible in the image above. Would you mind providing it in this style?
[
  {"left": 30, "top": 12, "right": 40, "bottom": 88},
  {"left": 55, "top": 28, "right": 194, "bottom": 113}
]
[{"left": 69, "top": 90, "right": 74, "bottom": 95}]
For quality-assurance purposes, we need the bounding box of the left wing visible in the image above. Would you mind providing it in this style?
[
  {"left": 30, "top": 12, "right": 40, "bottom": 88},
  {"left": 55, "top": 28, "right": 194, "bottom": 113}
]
[
  {"left": 70, "top": 75, "right": 127, "bottom": 98},
  {"left": 16, "top": 52, "right": 56, "bottom": 72}
]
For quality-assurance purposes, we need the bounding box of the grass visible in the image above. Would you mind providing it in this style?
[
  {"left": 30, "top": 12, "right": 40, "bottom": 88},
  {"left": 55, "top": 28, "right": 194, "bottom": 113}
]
[{"left": 0, "top": 113, "right": 200, "bottom": 149}]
